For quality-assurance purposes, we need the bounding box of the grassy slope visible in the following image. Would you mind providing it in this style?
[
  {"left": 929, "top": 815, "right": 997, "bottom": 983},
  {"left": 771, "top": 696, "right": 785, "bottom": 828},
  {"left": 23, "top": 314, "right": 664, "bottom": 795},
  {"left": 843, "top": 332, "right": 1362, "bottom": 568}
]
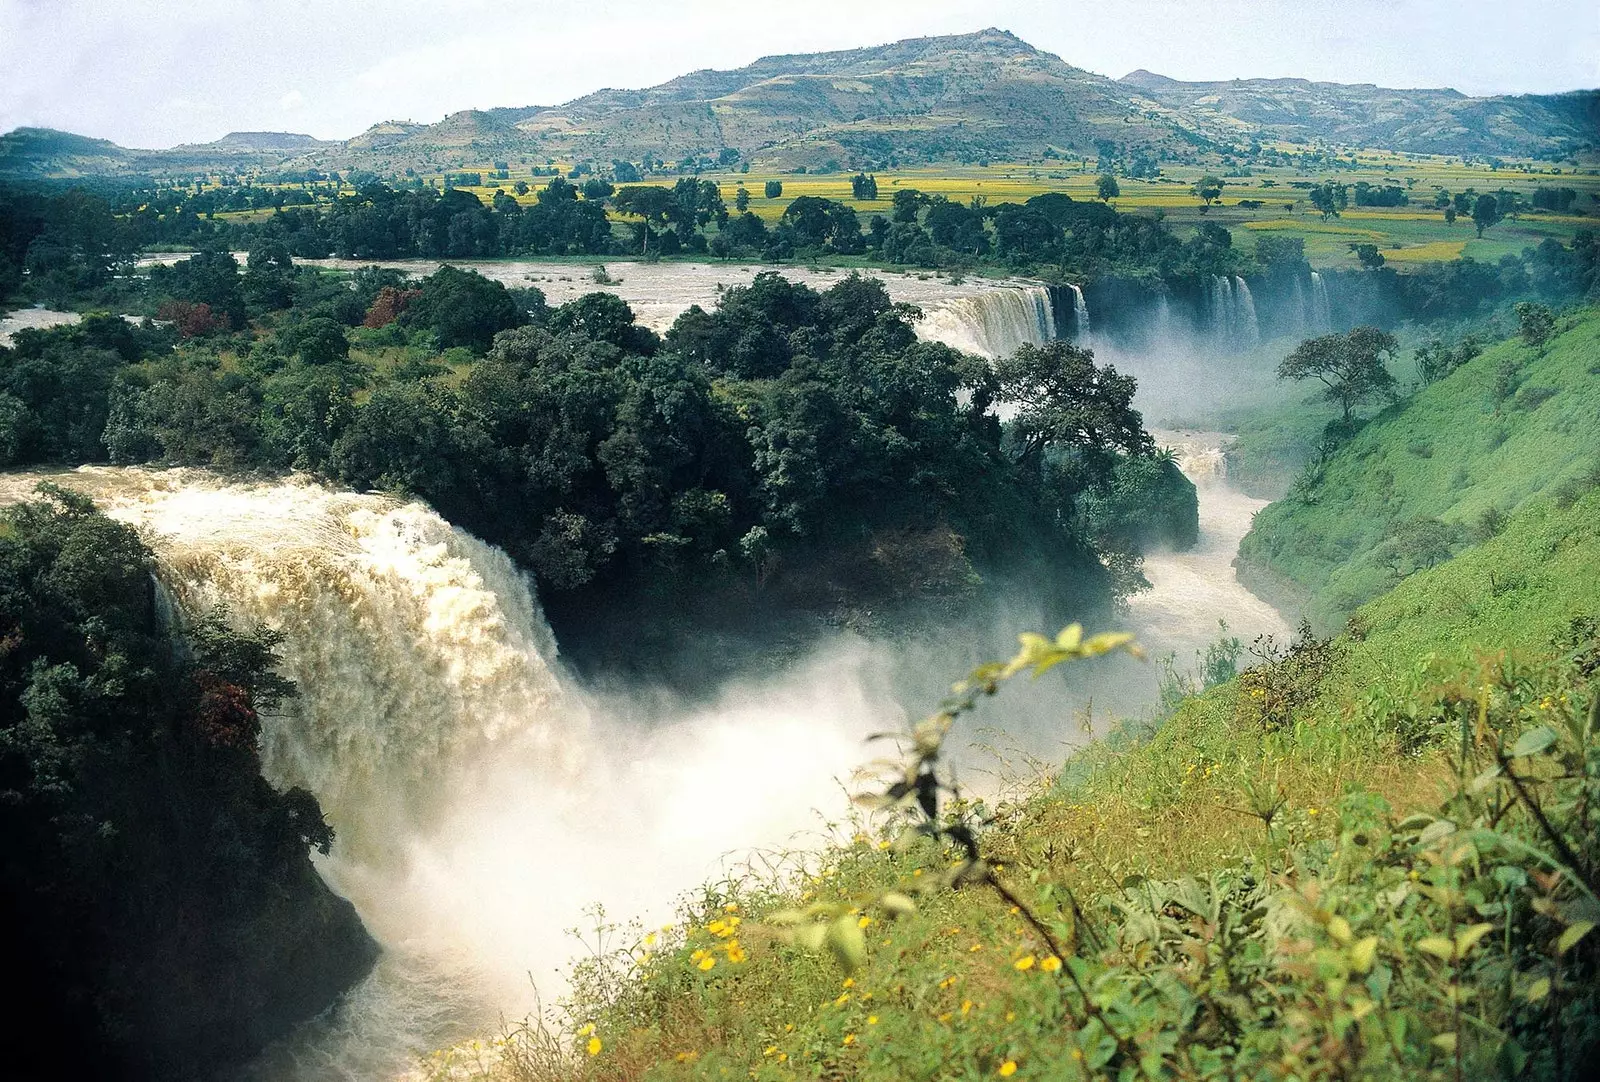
[
  {"left": 1235, "top": 305, "right": 1600, "bottom": 630},
  {"left": 441, "top": 391, "right": 1600, "bottom": 1078}
]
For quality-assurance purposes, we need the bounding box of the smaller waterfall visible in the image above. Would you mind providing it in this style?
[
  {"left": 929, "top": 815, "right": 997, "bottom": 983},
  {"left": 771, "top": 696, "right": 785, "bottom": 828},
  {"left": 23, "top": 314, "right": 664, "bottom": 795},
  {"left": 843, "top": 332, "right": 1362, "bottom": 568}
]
[
  {"left": 1069, "top": 283, "right": 1091, "bottom": 344},
  {"left": 1233, "top": 276, "right": 1260, "bottom": 347},
  {"left": 1208, "top": 275, "right": 1260, "bottom": 349},
  {"left": 1309, "top": 271, "right": 1333, "bottom": 333}
]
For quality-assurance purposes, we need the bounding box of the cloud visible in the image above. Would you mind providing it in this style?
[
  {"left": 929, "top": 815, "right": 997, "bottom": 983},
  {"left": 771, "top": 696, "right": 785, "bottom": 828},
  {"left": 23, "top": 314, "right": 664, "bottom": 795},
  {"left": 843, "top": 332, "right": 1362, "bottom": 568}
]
[{"left": 279, "top": 89, "right": 306, "bottom": 111}]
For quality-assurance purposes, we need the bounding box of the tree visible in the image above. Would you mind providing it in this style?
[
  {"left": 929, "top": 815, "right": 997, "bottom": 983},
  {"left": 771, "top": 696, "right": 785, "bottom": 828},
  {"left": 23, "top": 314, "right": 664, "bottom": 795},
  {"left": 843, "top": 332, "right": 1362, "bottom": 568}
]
[
  {"left": 851, "top": 173, "right": 879, "bottom": 201},
  {"left": 995, "top": 341, "right": 1151, "bottom": 472},
  {"left": 1444, "top": 206, "right": 1458, "bottom": 226},
  {"left": 400, "top": 265, "right": 528, "bottom": 353},
  {"left": 1193, "top": 175, "right": 1224, "bottom": 208},
  {"left": 764, "top": 180, "right": 783, "bottom": 199},
  {"left": 1096, "top": 173, "right": 1120, "bottom": 203},
  {"left": 1472, "top": 193, "right": 1503, "bottom": 238},
  {"left": 1277, "top": 327, "right": 1399, "bottom": 422},
  {"left": 1349, "top": 243, "right": 1386, "bottom": 270},
  {"left": 735, "top": 186, "right": 750, "bottom": 212},
  {"left": 1309, "top": 182, "right": 1348, "bottom": 221},
  {"left": 1514, "top": 301, "right": 1556, "bottom": 349},
  {"left": 892, "top": 188, "right": 926, "bottom": 223}
]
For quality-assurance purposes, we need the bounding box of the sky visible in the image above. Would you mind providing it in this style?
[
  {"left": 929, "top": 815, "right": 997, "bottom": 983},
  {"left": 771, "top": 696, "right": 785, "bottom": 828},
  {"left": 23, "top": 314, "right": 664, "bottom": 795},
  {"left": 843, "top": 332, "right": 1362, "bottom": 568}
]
[{"left": 2, "top": 0, "right": 1596, "bottom": 148}]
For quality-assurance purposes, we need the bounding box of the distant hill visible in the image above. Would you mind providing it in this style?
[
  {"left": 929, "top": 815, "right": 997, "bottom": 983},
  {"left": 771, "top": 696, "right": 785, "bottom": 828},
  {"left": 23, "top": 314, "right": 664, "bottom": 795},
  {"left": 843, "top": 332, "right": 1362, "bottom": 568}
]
[
  {"left": 1119, "top": 71, "right": 1600, "bottom": 157},
  {"left": 2, "top": 29, "right": 1595, "bottom": 180}
]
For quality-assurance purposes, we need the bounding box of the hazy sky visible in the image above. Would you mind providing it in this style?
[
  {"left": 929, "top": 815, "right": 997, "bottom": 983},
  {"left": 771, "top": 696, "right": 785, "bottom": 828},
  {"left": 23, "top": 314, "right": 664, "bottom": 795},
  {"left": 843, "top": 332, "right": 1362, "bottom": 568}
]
[{"left": 3, "top": 0, "right": 1595, "bottom": 148}]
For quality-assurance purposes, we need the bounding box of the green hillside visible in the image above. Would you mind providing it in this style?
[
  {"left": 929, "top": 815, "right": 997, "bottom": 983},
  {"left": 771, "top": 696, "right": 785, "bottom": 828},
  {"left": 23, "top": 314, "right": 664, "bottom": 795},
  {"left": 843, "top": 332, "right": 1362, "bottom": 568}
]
[{"left": 1236, "top": 305, "right": 1600, "bottom": 631}]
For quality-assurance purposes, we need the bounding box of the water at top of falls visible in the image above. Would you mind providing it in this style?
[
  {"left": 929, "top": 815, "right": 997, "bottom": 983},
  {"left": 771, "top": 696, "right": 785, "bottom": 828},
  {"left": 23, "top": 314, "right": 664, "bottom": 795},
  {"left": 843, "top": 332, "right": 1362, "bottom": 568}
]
[
  {"left": 917, "top": 284, "right": 1058, "bottom": 358},
  {"left": 137, "top": 254, "right": 1057, "bottom": 360}
]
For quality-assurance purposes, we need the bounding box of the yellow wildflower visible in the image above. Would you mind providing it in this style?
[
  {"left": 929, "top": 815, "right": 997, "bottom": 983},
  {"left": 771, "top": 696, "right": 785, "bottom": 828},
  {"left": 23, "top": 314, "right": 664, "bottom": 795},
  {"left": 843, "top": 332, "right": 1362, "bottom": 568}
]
[
  {"left": 858, "top": 915, "right": 873, "bottom": 929},
  {"left": 1040, "top": 956, "right": 1062, "bottom": 973},
  {"left": 835, "top": 992, "right": 851, "bottom": 1006},
  {"left": 698, "top": 955, "right": 716, "bottom": 971},
  {"left": 577, "top": 1023, "right": 595, "bottom": 1037},
  {"left": 586, "top": 1037, "right": 602, "bottom": 1056},
  {"left": 842, "top": 978, "right": 855, "bottom": 988},
  {"left": 725, "top": 941, "right": 748, "bottom": 963},
  {"left": 999, "top": 1061, "right": 1018, "bottom": 1077},
  {"left": 867, "top": 1015, "right": 879, "bottom": 1025},
  {"left": 843, "top": 1033, "right": 857, "bottom": 1046},
  {"left": 1014, "top": 955, "right": 1036, "bottom": 971},
  {"left": 961, "top": 999, "right": 974, "bottom": 1016}
]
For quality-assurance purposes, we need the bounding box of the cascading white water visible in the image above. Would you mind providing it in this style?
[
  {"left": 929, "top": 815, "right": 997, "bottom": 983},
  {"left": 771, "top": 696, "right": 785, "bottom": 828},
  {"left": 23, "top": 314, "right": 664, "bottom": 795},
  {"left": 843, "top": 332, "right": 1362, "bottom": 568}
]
[
  {"left": 1310, "top": 271, "right": 1333, "bottom": 333},
  {"left": 0, "top": 447, "right": 1288, "bottom": 1075},
  {"left": 1233, "top": 276, "right": 1260, "bottom": 347},
  {"left": 1126, "top": 431, "right": 1290, "bottom": 659},
  {"left": 1068, "top": 283, "right": 1091, "bottom": 344},
  {"left": 0, "top": 467, "right": 899, "bottom": 1077},
  {"left": 1207, "top": 275, "right": 1260, "bottom": 348},
  {"left": 916, "top": 284, "right": 1058, "bottom": 358}
]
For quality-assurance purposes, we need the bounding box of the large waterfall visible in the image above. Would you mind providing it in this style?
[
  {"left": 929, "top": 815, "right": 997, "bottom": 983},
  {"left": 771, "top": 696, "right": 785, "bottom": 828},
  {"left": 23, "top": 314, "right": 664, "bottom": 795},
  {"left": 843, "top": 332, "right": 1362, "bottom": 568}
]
[
  {"left": 916, "top": 284, "right": 1058, "bottom": 357},
  {"left": 0, "top": 468, "right": 894, "bottom": 1077},
  {"left": 1207, "top": 275, "right": 1261, "bottom": 348}
]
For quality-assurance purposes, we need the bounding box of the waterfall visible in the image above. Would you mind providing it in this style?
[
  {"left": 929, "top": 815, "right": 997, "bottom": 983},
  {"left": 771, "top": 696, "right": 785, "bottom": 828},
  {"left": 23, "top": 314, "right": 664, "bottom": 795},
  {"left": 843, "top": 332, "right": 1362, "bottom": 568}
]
[
  {"left": 915, "top": 284, "right": 1058, "bottom": 358},
  {"left": 1069, "top": 283, "right": 1091, "bottom": 344},
  {"left": 0, "top": 467, "right": 889, "bottom": 1074},
  {"left": 1310, "top": 271, "right": 1333, "bottom": 333},
  {"left": 1208, "top": 275, "right": 1260, "bottom": 348},
  {"left": 1233, "top": 276, "right": 1260, "bottom": 347}
]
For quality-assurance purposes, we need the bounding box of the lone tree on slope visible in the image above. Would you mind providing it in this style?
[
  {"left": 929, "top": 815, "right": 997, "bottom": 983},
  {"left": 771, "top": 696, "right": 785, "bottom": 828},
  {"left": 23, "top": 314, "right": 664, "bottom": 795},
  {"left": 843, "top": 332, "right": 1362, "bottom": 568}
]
[{"left": 1278, "top": 326, "right": 1399, "bottom": 423}]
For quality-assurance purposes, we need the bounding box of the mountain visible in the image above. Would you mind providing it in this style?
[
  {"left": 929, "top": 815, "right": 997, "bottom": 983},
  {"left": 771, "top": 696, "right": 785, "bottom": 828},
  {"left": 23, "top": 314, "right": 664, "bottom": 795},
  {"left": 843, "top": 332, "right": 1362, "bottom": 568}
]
[
  {"left": 0, "top": 127, "right": 133, "bottom": 177},
  {"left": 1119, "top": 71, "right": 1600, "bottom": 157},
  {"left": 2, "top": 29, "right": 1595, "bottom": 180},
  {"left": 325, "top": 29, "right": 1185, "bottom": 173},
  {"left": 0, "top": 126, "right": 339, "bottom": 179}
]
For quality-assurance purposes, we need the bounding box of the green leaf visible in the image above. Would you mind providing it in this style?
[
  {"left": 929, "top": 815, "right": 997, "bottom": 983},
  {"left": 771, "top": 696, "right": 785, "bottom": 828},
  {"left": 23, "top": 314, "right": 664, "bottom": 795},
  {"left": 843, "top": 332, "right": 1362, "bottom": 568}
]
[
  {"left": 1524, "top": 977, "right": 1551, "bottom": 1003},
  {"left": 795, "top": 923, "right": 828, "bottom": 952},
  {"left": 824, "top": 914, "right": 867, "bottom": 974},
  {"left": 880, "top": 892, "right": 917, "bottom": 918},
  {"left": 1431, "top": 1033, "right": 1458, "bottom": 1053},
  {"left": 1416, "top": 936, "right": 1456, "bottom": 961},
  {"left": 1328, "top": 916, "right": 1353, "bottom": 945},
  {"left": 1454, "top": 922, "right": 1494, "bottom": 956},
  {"left": 1349, "top": 936, "right": 1379, "bottom": 974},
  {"left": 1556, "top": 920, "right": 1594, "bottom": 954},
  {"left": 1510, "top": 726, "right": 1558, "bottom": 757}
]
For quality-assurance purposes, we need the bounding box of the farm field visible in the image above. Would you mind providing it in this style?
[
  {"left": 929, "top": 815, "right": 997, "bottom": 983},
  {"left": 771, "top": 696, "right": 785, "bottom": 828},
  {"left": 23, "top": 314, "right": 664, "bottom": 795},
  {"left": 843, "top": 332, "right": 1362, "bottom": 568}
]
[{"left": 420, "top": 151, "right": 1600, "bottom": 271}]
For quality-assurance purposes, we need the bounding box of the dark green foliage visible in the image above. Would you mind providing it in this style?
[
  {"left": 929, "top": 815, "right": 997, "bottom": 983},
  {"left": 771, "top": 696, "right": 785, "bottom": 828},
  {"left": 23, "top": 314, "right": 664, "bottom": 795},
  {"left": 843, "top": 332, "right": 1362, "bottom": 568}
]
[
  {"left": 400, "top": 264, "right": 528, "bottom": 353},
  {"left": 1516, "top": 301, "right": 1557, "bottom": 348},
  {"left": 0, "top": 489, "right": 375, "bottom": 1078}
]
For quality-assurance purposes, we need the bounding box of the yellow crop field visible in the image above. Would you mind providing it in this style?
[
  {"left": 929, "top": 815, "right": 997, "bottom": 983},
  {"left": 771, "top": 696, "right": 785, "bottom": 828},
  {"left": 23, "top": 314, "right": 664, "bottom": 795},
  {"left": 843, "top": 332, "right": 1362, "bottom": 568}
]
[{"left": 1378, "top": 240, "right": 1469, "bottom": 263}]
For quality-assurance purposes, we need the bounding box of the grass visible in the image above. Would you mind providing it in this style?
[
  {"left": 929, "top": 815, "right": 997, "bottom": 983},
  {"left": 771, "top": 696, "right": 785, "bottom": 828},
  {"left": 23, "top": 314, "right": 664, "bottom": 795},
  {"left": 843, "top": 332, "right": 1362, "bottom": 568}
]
[{"left": 1235, "top": 304, "right": 1600, "bottom": 630}]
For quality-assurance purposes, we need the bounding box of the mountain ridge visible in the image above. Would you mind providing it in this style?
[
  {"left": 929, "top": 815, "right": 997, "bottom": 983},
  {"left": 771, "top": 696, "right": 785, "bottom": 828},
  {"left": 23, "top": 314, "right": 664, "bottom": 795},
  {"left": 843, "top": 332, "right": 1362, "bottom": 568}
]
[{"left": 3, "top": 29, "right": 1595, "bottom": 179}]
